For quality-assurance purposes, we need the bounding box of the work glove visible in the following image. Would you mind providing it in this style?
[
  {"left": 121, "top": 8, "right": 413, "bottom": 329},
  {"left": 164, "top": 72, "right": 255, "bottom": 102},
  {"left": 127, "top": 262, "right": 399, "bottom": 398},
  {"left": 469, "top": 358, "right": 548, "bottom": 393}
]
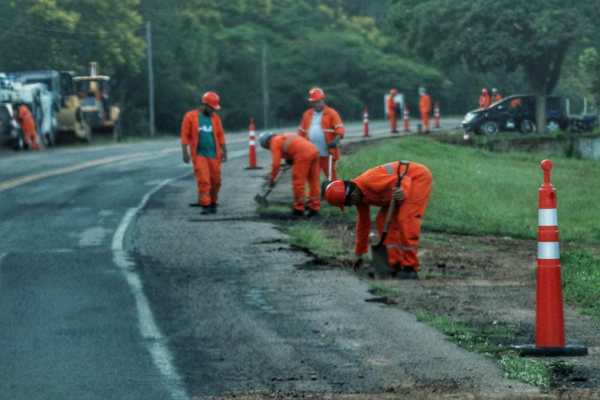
[
  {"left": 328, "top": 137, "right": 340, "bottom": 148},
  {"left": 182, "top": 152, "right": 190, "bottom": 164},
  {"left": 352, "top": 255, "right": 364, "bottom": 271}
]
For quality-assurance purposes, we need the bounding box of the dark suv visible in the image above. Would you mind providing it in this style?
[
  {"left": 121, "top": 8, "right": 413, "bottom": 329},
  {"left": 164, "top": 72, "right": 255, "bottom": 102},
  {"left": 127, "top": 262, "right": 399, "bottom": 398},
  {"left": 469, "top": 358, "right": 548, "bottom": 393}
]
[{"left": 462, "top": 95, "right": 569, "bottom": 135}]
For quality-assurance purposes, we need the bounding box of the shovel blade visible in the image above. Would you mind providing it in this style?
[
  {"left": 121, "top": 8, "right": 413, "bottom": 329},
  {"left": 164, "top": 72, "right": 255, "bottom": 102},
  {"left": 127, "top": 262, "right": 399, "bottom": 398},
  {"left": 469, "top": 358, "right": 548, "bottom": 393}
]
[
  {"left": 370, "top": 243, "right": 391, "bottom": 278},
  {"left": 254, "top": 194, "right": 268, "bottom": 206}
]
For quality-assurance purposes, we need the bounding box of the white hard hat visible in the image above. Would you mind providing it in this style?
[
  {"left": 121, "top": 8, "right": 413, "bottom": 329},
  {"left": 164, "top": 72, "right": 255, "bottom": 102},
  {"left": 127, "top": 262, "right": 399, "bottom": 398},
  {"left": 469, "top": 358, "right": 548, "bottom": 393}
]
[{"left": 259, "top": 131, "right": 275, "bottom": 149}]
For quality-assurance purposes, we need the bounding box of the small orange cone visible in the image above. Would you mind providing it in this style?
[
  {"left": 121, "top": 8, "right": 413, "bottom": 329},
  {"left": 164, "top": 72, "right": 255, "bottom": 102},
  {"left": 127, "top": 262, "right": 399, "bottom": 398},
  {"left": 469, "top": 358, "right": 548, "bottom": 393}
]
[
  {"left": 363, "top": 106, "right": 369, "bottom": 137},
  {"left": 245, "top": 118, "right": 261, "bottom": 170},
  {"left": 403, "top": 106, "right": 410, "bottom": 133}
]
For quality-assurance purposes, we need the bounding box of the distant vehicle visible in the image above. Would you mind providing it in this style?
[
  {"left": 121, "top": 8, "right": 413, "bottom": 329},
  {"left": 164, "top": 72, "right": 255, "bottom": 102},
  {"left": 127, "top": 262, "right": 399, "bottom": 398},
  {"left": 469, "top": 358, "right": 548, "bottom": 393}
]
[
  {"left": 73, "top": 62, "right": 121, "bottom": 137},
  {"left": 462, "top": 95, "right": 572, "bottom": 135},
  {"left": 12, "top": 70, "right": 92, "bottom": 142}
]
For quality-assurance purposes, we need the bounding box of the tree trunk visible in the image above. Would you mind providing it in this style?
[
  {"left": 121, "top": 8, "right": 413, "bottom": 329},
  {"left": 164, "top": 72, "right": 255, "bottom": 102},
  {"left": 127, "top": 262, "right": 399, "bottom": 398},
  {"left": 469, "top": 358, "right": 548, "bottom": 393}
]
[{"left": 535, "top": 90, "right": 546, "bottom": 134}]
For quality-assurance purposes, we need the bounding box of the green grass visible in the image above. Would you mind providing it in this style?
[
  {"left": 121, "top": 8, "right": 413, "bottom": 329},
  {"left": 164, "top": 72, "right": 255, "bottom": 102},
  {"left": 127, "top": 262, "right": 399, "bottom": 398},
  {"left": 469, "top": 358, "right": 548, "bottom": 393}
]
[
  {"left": 563, "top": 250, "right": 600, "bottom": 321},
  {"left": 499, "top": 355, "right": 551, "bottom": 388},
  {"left": 337, "top": 136, "right": 600, "bottom": 242},
  {"left": 285, "top": 222, "right": 349, "bottom": 260}
]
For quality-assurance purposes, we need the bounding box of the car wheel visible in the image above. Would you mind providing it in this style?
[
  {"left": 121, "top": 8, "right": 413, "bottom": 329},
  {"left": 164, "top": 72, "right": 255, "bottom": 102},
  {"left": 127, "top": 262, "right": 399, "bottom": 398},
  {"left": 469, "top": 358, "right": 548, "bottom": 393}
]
[
  {"left": 520, "top": 119, "right": 535, "bottom": 134},
  {"left": 481, "top": 121, "right": 499, "bottom": 135}
]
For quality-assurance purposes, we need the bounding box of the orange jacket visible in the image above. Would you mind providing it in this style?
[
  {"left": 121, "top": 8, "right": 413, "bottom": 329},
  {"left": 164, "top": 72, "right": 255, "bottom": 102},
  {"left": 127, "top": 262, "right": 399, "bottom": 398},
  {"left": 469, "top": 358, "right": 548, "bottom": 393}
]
[
  {"left": 479, "top": 94, "right": 491, "bottom": 109},
  {"left": 17, "top": 105, "right": 37, "bottom": 136},
  {"left": 269, "top": 133, "right": 319, "bottom": 181},
  {"left": 387, "top": 95, "right": 396, "bottom": 115},
  {"left": 352, "top": 161, "right": 432, "bottom": 255},
  {"left": 298, "top": 106, "right": 344, "bottom": 160},
  {"left": 180, "top": 110, "right": 226, "bottom": 159},
  {"left": 419, "top": 94, "right": 432, "bottom": 114}
]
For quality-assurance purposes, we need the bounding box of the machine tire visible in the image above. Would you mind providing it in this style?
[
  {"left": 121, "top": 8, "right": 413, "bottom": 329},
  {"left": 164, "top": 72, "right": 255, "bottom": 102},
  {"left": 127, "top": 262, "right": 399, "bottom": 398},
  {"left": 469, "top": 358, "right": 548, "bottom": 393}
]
[{"left": 481, "top": 121, "right": 499, "bottom": 135}]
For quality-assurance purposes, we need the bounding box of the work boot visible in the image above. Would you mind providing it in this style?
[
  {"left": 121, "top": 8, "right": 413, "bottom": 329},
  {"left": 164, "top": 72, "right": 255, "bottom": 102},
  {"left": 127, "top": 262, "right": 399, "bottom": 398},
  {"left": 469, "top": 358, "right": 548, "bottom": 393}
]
[
  {"left": 189, "top": 202, "right": 203, "bottom": 207},
  {"left": 306, "top": 208, "right": 320, "bottom": 218},
  {"left": 397, "top": 267, "right": 419, "bottom": 280},
  {"left": 209, "top": 203, "right": 218, "bottom": 214},
  {"left": 292, "top": 209, "right": 305, "bottom": 218},
  {"left": 200, "top": 205, "right": 214, "bottom": 215}
]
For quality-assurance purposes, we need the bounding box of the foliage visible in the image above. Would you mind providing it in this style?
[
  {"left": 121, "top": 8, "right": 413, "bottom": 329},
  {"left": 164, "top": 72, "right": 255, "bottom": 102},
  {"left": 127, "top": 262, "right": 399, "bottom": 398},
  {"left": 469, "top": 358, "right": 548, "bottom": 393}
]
[
  {"left": 499, "top": 355, "right": 551, "bottom": 388},
  {"left": 562, "top": 250, "right": 600, "bottom": 321},
  {"left": 285, "top": 222, "right": 348, "bottom": 260}
]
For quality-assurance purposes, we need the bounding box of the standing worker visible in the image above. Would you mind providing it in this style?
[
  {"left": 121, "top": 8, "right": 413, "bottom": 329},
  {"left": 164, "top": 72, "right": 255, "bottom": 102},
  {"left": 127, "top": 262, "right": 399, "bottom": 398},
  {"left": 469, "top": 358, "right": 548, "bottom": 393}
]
[
  {"left": 387, "top": 88, "right": 400, "bottom": 134},
  {"left": 324, "top": 160, "right": 432, "bottom": 279},
  {"left": 15, "top": 103, "right": 41, "bottom": 150},
  {"left": 298, "top": 87, "right": 345, "bottom": 180},
  {"left": 259, "top": 131, "right": 321, "bottom": 217},
  {"left": 491, "top": 88, "right": 503, "bottom": 103},
  {"left": 419, "top": 87, "right": 432, "bottom": 134},
  {"left": 180, "top": 91, "right": 228, "bottom": 214},
  {"left": 479, "top": 88, "right": 491, "bottom": 109}
]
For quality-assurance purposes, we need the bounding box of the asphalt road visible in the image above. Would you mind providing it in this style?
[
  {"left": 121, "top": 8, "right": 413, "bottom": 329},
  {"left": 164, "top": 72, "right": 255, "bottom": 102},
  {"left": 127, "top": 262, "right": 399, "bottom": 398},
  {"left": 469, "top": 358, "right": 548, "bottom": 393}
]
[{"left": 0, "top": 118, "right": 532, "bottom": 400}]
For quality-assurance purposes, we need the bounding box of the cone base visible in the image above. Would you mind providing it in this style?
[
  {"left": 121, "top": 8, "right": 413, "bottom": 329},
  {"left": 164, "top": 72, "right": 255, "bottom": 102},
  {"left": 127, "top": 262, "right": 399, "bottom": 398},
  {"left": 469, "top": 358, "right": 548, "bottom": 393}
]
[
  {"left": 512, "top": 344, "right": 588, "bottom": 357},
  {"left": 245, "top": 166, "right": 263, "bottom": 170}
]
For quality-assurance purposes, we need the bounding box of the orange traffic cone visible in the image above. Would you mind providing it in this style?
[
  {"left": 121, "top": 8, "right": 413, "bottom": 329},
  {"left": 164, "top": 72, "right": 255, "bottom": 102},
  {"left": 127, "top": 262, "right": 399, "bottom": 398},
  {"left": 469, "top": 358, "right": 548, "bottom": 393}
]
[
  {"left": 434, "top": 103, "right": 441, "bottom": 129},
  {"left": 403, "top": 106, "right": 410, "bottom": 133},
  {"left": 514, "top": 160, "right": 587, "bottom": 357},
  {"left": 245, "top": 118, "right": 261, "bottom": 170}
]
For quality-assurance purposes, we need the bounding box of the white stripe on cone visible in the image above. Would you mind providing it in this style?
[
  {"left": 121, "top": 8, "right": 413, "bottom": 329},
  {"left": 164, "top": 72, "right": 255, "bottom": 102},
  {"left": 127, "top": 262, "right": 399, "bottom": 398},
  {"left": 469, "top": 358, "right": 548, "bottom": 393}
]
[
  {"left": 539, "top": 209, "right": 558, "bottom": 226},
  {"left": 538, "top": 242, "right": 560, "bottom": 260},
  {"left": 249, "top": 140, "right": 256, "bottom": 146}
]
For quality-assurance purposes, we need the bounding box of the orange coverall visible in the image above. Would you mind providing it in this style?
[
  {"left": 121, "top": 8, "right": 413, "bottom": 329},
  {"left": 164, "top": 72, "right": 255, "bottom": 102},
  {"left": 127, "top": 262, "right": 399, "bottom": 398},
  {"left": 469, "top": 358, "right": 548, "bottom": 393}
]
[
  {"left": 387, "top": 95, "right": 397, "bottom": 133},
  {"left": 270, "top": 133, "right": 320, "bottom": 212},
  {"left": 479, "top": 93, "right": 491, "bottom": 109},
  {"left": 17, "top": 105, "right": 40, "bottom": 150},
  {"left": 353, "top": 161, "right": 432, "bottom": 271},
  {"left": 419, "top": 94, "right": 432, "bottom": 133},
  {"left": 298, "top": 106, "right": 344, "bottom": 180},
  {"left": 180, "top": 110, "right": 226, "bottom": 206}
]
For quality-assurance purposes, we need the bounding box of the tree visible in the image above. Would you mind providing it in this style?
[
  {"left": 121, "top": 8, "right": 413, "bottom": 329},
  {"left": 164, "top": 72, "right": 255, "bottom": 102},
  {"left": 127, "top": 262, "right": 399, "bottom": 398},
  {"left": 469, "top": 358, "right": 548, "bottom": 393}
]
[{"left": 390, "top": 0, "right": 599, "bottom": 132}]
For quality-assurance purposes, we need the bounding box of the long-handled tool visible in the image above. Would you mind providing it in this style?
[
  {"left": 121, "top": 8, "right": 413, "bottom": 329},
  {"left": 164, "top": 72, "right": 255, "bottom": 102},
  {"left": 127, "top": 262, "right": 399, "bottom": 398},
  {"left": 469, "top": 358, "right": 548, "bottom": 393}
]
[
  {"left": 320, "top": 154, "right": 334, "bottom": 198},
  {"left": 370, "top": 162, "right": 409, "bottom": 277},
  {"left": 254, "top": 166, "right": 288, "bottom": 206}
]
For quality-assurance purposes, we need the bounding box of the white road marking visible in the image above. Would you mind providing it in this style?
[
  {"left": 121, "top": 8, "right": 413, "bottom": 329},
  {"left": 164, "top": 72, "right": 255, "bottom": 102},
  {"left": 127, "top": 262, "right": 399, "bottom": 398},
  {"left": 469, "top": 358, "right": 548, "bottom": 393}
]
[{"left": 111, "top": 173, "right": 191, "bottom": 400}]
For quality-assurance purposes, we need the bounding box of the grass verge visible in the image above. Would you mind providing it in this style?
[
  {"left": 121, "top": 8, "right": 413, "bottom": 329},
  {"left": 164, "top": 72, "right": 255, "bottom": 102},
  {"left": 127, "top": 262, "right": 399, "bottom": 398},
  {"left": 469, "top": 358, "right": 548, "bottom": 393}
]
[
  {"left": 563, "top": 250, "right": 600, "bottom": 321},
  {"left": 285, "top": 222, "right": 350, "bottom": 261}
]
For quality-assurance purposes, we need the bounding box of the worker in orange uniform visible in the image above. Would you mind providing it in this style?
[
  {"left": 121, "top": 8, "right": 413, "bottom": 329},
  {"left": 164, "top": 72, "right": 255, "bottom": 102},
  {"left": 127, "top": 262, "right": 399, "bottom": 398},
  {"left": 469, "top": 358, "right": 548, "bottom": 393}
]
[
  {"left": 479, "top": 88, "right": 491, "bottom": 109},
  {"left": 15, "top": 103, "right": 40, "bottom": 150},
  {"left": 419, "top": 87, "right": 432, "bottom": 134},
  {"left": 491, "top": 88, "right": 503, "bottom": 104},
  {"left": 180, "top": 91, "right": 228, "bottom": 214},
  {"left": 387, "top": 88, "right": 399, "bottom": 134},
  {"left": 259, "top": 131, "right": 320, "bottom": 217},
  {"left": 324, "top": 160, "right": 432, "bottom": 279},
  {"left": 298, "top": 87, "right": 345, "bottom": 180}
]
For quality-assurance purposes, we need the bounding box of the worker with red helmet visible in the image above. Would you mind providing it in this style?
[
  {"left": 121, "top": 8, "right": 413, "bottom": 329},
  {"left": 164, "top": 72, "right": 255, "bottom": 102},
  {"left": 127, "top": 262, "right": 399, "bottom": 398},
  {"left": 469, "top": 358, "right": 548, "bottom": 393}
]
[
  {"left": 14, "top": 103, "right": 41, "bottom": 150},
  {"left": 324, "top": 160, "right": 432, "bottom": 279},
  {"left": 298, "top": 87, "right": 345, "bottom": 180},
  {"left": 259, "top": 131, "right": 320, "bottom": 217},
  {"left": 180, "top": 91, "right": 228, "bottom": 214},
  {"left": 419, "top": 87, "right": 432, "bottom": 134},
  {"left": 491, "top": 88, "right": 503, "bottom": 104},
  {"left": 479, "top": 88, "right": 491, "bottom": 109},
  {"left": 387, "top": 88, "right": 399, "bottom": 134}
]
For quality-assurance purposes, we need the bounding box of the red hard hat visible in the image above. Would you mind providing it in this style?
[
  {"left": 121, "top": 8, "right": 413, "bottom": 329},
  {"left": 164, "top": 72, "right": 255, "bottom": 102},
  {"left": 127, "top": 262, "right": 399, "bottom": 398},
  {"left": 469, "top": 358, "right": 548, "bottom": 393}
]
[
  {"left": 202, "top": 91, "right": 221, "bottom": 110},
  {"left": 308, "top": 87, "right": 325, "bottom": 102},
  {"left": 324, "top": 180, "right": 346, "bottom": 210}
]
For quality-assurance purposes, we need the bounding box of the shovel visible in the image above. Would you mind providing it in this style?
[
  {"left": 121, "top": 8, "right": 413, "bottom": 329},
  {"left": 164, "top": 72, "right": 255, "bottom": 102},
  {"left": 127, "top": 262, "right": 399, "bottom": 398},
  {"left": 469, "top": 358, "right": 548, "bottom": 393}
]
[
  {"left": 254, "top": 167, "right": 287, "bottom": 206},
  {"left": 369, "top": 162, "right": 409, "bottom": 277},
  {"left": 320, "top": 154, "right": 334, "bottom": 198}
]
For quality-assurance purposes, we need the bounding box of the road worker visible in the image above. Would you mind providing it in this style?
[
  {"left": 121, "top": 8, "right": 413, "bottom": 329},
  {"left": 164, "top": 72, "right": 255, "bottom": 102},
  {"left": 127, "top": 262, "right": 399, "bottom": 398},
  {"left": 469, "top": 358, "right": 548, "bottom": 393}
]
[
  {"left": 14, "top": 103, "right": 40, "bottom": 150},
  {"left": 419, "top": 87, "right": 432, "bottom": 134},
  {"left": 324, "top": 160, "right": 432, "bottom": 279},
  {"left": 387, "top": 88, "right": 399, "bottom": 134},
  {"left": 491, "top": 88, "right": 503, "bottom": 104},
  {"left": 479, "top": 88, "right": 491, "bottom": 109},
  {"left": 180, "top": 91, "right": 227, "bottom": 214},
  {"left": 259, "top": 131, "right": 320, "bottom": 217},
  {"left": 298, "top": 87, "right": 344, "bottom": 180}
]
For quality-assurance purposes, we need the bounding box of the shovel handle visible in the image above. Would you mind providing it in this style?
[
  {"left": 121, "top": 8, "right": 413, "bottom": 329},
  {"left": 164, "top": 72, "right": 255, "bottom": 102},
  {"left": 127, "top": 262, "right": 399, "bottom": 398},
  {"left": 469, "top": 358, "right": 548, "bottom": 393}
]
[
  {"left": 381, "top": 199, "right": 396, "bottom": 237},
  {"left": 328, "top": 154, "right": 333, "bottom": 180}
]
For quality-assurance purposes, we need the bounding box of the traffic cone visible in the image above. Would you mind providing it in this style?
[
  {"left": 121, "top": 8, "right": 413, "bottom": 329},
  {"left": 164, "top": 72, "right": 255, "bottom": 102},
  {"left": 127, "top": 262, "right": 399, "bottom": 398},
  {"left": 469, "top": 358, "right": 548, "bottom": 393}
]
[
  {"left": 245, "top": 118, "right": 261, "bottom": 170},
  {"left": 434, "top": 103, "right": 441, "bottom": 129},
  {"left": 514, "top": 160, "right": 587, "bottom": 357},
  {"left": 403, "top": 106, "right": 411, "bottom": 133},
  {"left": 363, "top": 106, "right": 369, "bottom": 137}
]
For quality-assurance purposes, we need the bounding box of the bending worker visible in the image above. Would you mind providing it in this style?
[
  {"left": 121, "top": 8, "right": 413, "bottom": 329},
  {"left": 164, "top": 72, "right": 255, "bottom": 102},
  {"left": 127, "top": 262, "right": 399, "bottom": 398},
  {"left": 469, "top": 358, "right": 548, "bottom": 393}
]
[
  {"left": 259, "top": 131, "right": 320, "bottom": 217},
  {"left": 180, "top": 91, "right": 227, "bottom": 214},
  {"left": 298, "top": 87, "right": 344, "bottom": 180},
  {"left": 15, "top": 103, "right": 40, "bottom": 150},
  {"left": 324, "top": 160, "right": 432, "bottom": 279},
  {"left": 419, "top": 87, "right": 432, "bottom": 134},
  {"left": 387, "top": 88, "right": 399, "bottom": 134}
]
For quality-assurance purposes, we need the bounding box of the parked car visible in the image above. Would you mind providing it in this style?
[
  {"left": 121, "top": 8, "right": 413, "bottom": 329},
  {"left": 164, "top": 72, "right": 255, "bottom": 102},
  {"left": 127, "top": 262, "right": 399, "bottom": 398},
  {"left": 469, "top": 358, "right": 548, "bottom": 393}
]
[{"left": 462, "top": 95, "right": 570, "bottom": 135}]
